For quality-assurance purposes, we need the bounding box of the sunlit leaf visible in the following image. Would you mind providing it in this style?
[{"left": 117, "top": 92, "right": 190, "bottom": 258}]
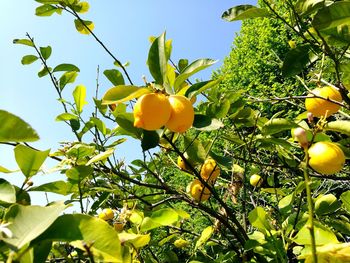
[
  {"left": 195, "top": 226, "right": 214, "bottom": 250},
  {"left": 21, "top": 55, "right": 38, "bottom": 65},
  {"left": 222, "top": 5, "right": 270, "bottom": 21},
  {"left": 29, "top": 180, "right": 77, "bottom": 196},
  {"left": 59, "top": 71, "right": 78, "bottom": 90},
  {"left": 38, "top": 66, "right": 52, "bottom": 78},
  {"left": 40, "top": 46, "right": 52, "bottom": 60},
  {"left": 14, "top": 145, "right": 50, "bottom": 177},
  {"left": 102, "top": 85, "right": 150, "bottom": 105},
  {"left": 261, "top": 118, "right": 299, "bottom": 135},
  {"left": 33, "top": 214, "right": 123, "bottom": 262},
  {"left": 294, "top": 221, "right": 338, "bottom": 245},
  {"left": 103, "top": 69, "right": 125, "bottom": 86},
  {"left": 193, "top": 115, "right": 224, "bottom": 131},
  {"left": 55, "top": 113, "right": 78, "bottom": 121},
  {"left": 0, "top": 179, "right": 16, "bottom": 204},
  {"left": 13, "top": 39, "right": 34, "bottom": 47},
  {"left": 35, "top": 4, "right": 61, "bottom": 16},
  {"left": 0, "top": 110, "right": 39, "bottom": 142},
  {"left": 3, "top": 202, "right": 66, "bottom": 249},
  {"left": 53, "top": 63, "right": 80, "bottom": 72},
  {"left": 140, "top": 208, "right": 179, "bottom": 232},
  {"left": 118, "top": 233, "right": 150, "bottom": 248},
  {"left": 74, "top": 19, "right": 94, "bottom": 34},
  {"left": 73, "top": 85, "right": 88, "bottom": 114},
  {"left": 147, "top": 32, "right": 167, "bottom": 85},
  {"left": 313, "top": 2, "right": 350, "bottom": 30},
  {"left": 86, "top": 148, "right": 115, "bottom": 166},
  {"left": 174, "top": 59, "right": 217, "bottom": 91},
  {"left": 325, "top": 121, "right": 350, "bottom": 136},
  {"left": 248, "top": 207, "right": 272, "bottom": 233}
]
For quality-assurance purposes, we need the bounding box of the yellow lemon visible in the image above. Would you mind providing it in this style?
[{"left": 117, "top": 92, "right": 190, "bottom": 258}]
[
  {"left": 98, "top": 208, "right": 114, "bottom": 221},
  {"left": 177, "top": 156, "right": 190, "bottom": 171},
  {"left": 165, "top": 95, "right": 194, "bottom": 133},
  {"left": 305, "top": 86, "right": 342, "bottom": 117},
  {"left": 200, "top": 158, "right": 220, "bottom": 184},
  {"left": 133, "top": 93, "right": 171, "bottom": 131},
  {"left": 308, "top": 141, "right": 345, "bottom": 175},
  {"left": 250, "top": 174, "right": 263, "bottom": 187},
  {"left": 189, "top": 179, "right": 211, "bottom": 202}
]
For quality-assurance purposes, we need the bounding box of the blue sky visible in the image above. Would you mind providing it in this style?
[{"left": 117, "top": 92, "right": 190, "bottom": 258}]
[{"left": 0, "top": 0, "right": 256, "bottom": 205}]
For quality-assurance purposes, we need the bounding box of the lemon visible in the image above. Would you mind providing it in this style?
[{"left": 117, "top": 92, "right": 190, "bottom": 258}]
[
  {"left": 189, "top": 179, "right": 211, "bottom": 202},
  {"left": 174, "top": 238, "right": 190, "bottom": 248},
  {"left": 305, "top": 86, "right": 342, "bottom": 117},
  {"left": 165, "top": 95, "right": 194, "bottom": 133},
  {"left": 98, "top": 208, "right": 114, "bottom": 221},
  {"left": 113, "top": 222, "right": 124, "bottom": 232},
  {"left": 200, "top": 158, "right": 220, "bottom": 184},
  {"left": 133, "top": 93, "right": 171, "bottom": 131},
  {"left": 308, "top": 141, "right": 345, "bottom": 175},
  {"left": 250, "top": 174, "right": 263, "bottom": 187},
  {"left": 177, "top": 156, "right": 190, "bottom": 171}
]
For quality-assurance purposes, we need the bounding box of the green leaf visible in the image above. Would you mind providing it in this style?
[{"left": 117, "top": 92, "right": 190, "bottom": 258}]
[
  {"left": 0, "top": 166, "right": 15, "bottom": 173},
  {"left": 72, "top": 1, "right": 90, "bottom": 13},
  {"left": 35, "top": 4, "right": 60, "bottom": 16},
  {"left": 184, "top": 136, "right": 206, "bottom": 163},
  {"left": 35, "top": 0, "right": 60, "bottom": 3},
  {"left": 14, "top": 145, "right": 50, "bottom": 177},
  {"left": 325, "top": 121, "right": 350, "bottom": 136},
  {"left": 66, "top": 166, "right": 93, "bottom": 182},
  {"left": 192, "top": 114, "right": 224, "bottom": 131},
  {"left": 0, "top": 110, "right": 39, "bottom": 142},
  {"left": 282, "top": 44, "right": 312, "bottom": 77},
  {"left": 53, "top": 63, "right": 80, "bottom": 72},
  {"left": 314, "top": 194, "right": 341, "bottom": 216},
  {"left": 74, "top": 19, "right": 94, "bottom": 35},
  {"left": 295, "top": 0, "right": 325, "bottom": 16},
  {"left": 140, "top": 208, "right": 179, "bottom": 232},
  {"left": 141, "top": 130, "right": 159, "bottom": 151},
  {"left": 178, "top": 59, "right": 188, "bottom": 72},
  {"left": 103, "top": 69, "right": 125, "bottom": 86},
  {"left": 38, "top": 66, "right": 51, "bottom": 78},
  {"left": 195, "top": 226, "right": 214, "bottom": 250},
  {"left": 340, "top": 190, "right": 350, "bottom": 213},
  {"left": 33, "top": 240, "right": 52, "bottom": 263},
  {"left": 312, "top": 2, "right": 350, "bottom": 31},
  {"left": 73, "top": 85, "right": 87, "bottom": 114},
  {"left": 185, "top": 79, "right": 222, "bottom": 98},
  {"left": 40, "top": 46, "right": 52, "bottom": 60},
  {"left": 222, "top": 5, "right": 270, "bottom": 21},
  {"left": 21, "top": 55, "right": 38, "bottom": 65},
  {"left": 147, "top": 32, "right": 167, "bottom": 85},
  {"left": 248, "top": 207, "right": 272, "bottom": 233},
  {"left": 86, "top": 148, "right": 115, "bottom": 166},
  {"left": 294, "top": 221, "right": 338, "bottom": 245},
  {"left": 102, "top": 85, "right": 150, "bottom": 105},
  {"left": 261, "top": 118, "right": 299, "bottom": 135},
  {"left": 3, "top": 202, "right": 66, "bottom": 249},
  {"left": 174, "top": 59, "right": 217, "bottom": 91},
  {"left": 0, "top": 179, "right": 16, "bottom": 204},
  {"left": 59, "top": 71, "right": 78, "bottom": 90},
  {"left": 13, "top": 39, "right": 34, "bottom": 47},
  {"left": 55, "top": 113, "right": 78, "bottom": 121},
  {"left": 115, "top": 113, "right": 142, "bottom": 139},
  {"left": 33, "top": 214, "right": 123, "bottom": 262},
  {"left": 29, "top": 181, "right": 77, "bottom": 196}
]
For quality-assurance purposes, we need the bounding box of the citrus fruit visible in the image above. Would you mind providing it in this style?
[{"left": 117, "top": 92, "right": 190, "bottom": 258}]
[
  {"left": 189, "top": 179, "right": 211, "bottom": 202},
  {"left": 113, "top": 222, "right": 124, "bottom": 232},
  {"left": 305, "top": 86, "right": 342, "bottom": 117},
  {"left": 308, "top": 141, "right": 345, "bottom": 175},
  {"left": 174, "top": 238, "right": 190, "bottom": 248},
  {"left": 165, "top": 95, "right": 194, "bottom": 133},
  {"left": 200, "top": 158, "right": 220, "bottom": 184},
  {"left": 250, "top": 174, "right": 263, "bottom": 187},
  {"left": 133, "top": 93, "right": 171, "bottom": 131},
  {"left": 177, "top": 156, "right": 190, "bottom": 171},
  {"left": 98, "top": 208, "right": 114, "bottom": 220}
]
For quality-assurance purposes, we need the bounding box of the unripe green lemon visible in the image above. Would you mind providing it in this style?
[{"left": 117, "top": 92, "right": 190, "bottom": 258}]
[
  {"left": 308, "top": 141, "right": 345, "bottom": 175},
  {"left": 305, "top": 86, "right": 342, "bottom": 117},
  {"left": 133, "top": 93, "right": 171, "bottom": 131},
  {"left": 250, "top": 174, "right": 263, "bottom": 187}
]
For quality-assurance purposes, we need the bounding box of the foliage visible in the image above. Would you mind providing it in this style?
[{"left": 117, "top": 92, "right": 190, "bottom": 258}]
[{"left": 1, "top": 0, "right": 350, "bottom": 262}]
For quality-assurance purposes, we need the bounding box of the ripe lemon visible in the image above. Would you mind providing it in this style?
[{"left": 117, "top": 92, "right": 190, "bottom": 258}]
[
  {"left": 308, "top": 141, "right": 345, "bottom": 175},
  {"left": 200, "top": 158, "right": 220, "bottom": 184},
  {"left": 189, "top": 179, "right": 211, "bottom": 202},
  {"left": 133, "top": 93, "right": 171, "bottom": 131},
  {"left": 250, "top": 174, "right": 263, "bottom": 187},
  {"left": 177, "top": 156, "right": 190, "bottom": 171},
  {"left": 98, "top": 208, "right": 114, "bottom": 221},
  {"left": 305, "top": 86, "right": 342, "bottom": 117},
  {"left": 165, "top": 95, "right": 194, "bottom": 133}
]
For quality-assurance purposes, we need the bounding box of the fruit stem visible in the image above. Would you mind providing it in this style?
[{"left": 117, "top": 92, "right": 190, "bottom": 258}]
[{"left": 303, "top": 147, "right": 318, "bottom": 263}]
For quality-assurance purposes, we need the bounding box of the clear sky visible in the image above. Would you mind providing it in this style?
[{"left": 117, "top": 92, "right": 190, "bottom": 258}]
[{"left": 0, "top": 0, "right": 256, "bottom": 205}]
